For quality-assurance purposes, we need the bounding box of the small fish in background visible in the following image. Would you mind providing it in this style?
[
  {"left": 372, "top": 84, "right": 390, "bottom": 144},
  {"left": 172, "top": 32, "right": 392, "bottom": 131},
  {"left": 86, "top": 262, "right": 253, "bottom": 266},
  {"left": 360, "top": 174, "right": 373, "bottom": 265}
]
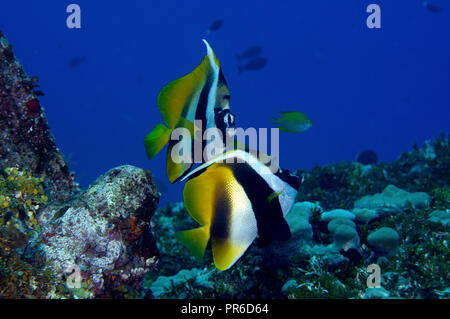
[
  {"left": 206, "top": 19, "right": 224, "bottom": 35},
  {"left": 175, "top": 149, "right": 302, "bottom": 271},
  {"left": 271, "top": 111, "right": 313, "bottom": 133},
  {"left": 423, "top": 1, "right": 442, "bottom": 13},
  {"left": 356, "top": 149, "right": 378, "bottom": 165},
  {"left": 236, "top": 46, "right": 262, "bottom": 62},
  {"left": 237, "top": 57, "right": 268, "bottom": 73},
  {"left": 68, "top": 56, "right": 86, "bottom": 68}
]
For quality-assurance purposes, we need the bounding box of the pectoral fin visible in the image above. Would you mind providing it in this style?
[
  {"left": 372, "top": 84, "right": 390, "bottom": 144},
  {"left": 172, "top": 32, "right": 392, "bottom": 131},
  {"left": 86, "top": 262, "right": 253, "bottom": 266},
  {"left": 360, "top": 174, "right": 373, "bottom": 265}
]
[{"left": 144, "top": 123, "right": 172, "bottom": 160}]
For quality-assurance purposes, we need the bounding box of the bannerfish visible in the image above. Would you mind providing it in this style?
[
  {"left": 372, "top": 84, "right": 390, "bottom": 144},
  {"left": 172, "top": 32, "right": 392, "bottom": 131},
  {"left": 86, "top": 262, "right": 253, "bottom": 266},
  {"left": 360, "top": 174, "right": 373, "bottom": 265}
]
[
  {"left": 144, "top": 40, "right": 235, "bottom": 183},
  {"left": 237, "top": 57, "right": 268, "bottom": 73},
  {"left": 271, "top": 111, "right": 313, "bottom": 133},
  {"left": 206, "top": 19, "right": 224, "bottom": 34},
  {"left": 175, "top": 149, "right": 302, "bottom": 271},
  {"left": 236, "top": 46, "right": 262, "bottom": 61},
  {"left": 423, "top": 1, "right": 442, "bottom": 13}
]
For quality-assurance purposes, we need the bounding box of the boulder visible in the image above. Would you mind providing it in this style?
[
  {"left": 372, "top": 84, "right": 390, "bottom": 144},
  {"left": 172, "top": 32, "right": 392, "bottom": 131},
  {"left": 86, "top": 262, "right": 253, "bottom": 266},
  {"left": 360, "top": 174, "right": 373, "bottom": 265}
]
[{"left": 37, "top": 165, "right": 160, "bottom": 297}]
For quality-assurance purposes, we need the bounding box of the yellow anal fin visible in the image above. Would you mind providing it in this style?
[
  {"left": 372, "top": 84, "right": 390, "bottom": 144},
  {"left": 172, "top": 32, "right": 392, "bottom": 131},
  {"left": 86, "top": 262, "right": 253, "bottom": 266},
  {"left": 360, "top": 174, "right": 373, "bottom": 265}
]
[
  {"left": 212, "top": 238, "right": 248, "bottom": 271},
  {"left": 175, "top": 225, "right": 210, "bottom": 263},
  {"left": 144, "top": 123, "right": 172, "bottom": 160}
]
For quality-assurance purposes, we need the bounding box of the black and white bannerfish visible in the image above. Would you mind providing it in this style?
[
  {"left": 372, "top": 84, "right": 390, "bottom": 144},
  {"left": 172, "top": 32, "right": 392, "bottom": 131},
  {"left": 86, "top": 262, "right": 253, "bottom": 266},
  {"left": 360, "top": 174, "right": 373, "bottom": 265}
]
[
  {"left": 175, "top": 149, "right": 302, "bottom": 271},
  {"left": 144, "top": 40, "right": 236, "bottom": 183}
]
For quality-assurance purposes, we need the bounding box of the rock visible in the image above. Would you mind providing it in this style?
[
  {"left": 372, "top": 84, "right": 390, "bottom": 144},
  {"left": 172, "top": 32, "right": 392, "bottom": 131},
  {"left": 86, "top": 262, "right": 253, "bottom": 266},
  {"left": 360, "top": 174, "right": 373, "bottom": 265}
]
[
  {"left": 327, "top": 218, "right": 356, "bottom": 233},
  {"left": 327, "top": 219, "right": 362, "bottom": 263},
  {"left": 285, "top": 201, "right": 318, "bottom": 242},
  {"left": 354, "top": 185, "right": 430, "bottom": 210},
  {"left": 428, "top": 210, "right": 450, "bottom": 227},
  {"left": 149, "top": 268, "right": 214, "bottom": 298},
  {"left": 302, "top": 244, "right": 347, "bottom": 268},
  {"left": 333, "top": 225, "right": 359, "bottom": 248},
  {"left": 281, "top": 279, "right": 298, "bottom": 294},
  {"left": 352, "top": 208, "right": 379, "bottom": 224},
  {"left": 0, "top": 32, "right": 77, "bottom": 202},
  {"left": 37, "top": 165, "right": 160, "bottom": 297},
  {"left": 320, "top": 209, "right": 355, "bottom": 222},
  {"left": 267, "top": 202, "right": 317, "bottom": 262},
  {"left": 367, "top": 227, "right": 400, "bottom": 255},
  {"left": 362, "top": 287, "right": 391, "bottom": 299}
]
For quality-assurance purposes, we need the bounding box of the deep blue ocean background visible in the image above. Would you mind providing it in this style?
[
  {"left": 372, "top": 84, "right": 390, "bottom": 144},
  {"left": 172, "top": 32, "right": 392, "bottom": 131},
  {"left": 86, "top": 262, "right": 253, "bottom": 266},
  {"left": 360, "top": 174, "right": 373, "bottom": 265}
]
[{"left": 1, "top": 1, "right": 448, "bottom": 204}]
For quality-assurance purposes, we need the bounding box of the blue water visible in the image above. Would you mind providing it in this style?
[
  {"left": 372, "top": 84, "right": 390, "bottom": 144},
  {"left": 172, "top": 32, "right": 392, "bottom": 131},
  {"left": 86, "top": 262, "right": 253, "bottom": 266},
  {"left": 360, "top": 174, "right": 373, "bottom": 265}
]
[{"left": 1, "top": 1, "right": 449, "bottom": 204}]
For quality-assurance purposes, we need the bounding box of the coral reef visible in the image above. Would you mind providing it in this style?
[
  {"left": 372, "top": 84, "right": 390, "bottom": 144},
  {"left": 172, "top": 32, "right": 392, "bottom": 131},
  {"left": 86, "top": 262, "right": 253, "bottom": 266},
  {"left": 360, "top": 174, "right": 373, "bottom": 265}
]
[
  {"left": 355, "top": 185, "right": 430, "bottom": 210},
  {"left": 147, "top": 135, "right": 449, "bottom": 299},
  {"left": 0, "top": 30, "right": 77, "bottom": 203},
  {"left": 0, "top": 167, "right": 69, "bottom": 298},
  {"left": 1, "top": 31, "right": 161, "bottom": 299}
]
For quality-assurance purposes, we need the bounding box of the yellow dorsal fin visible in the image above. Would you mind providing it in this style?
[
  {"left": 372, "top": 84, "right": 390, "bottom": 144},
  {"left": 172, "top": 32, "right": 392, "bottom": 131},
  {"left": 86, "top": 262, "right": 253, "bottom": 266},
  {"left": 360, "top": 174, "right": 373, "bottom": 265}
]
[
  {"left": 175, "top": 226, "right": 210, "bottom": 262},
  {"left": 157, "top": 41, "right": 218, "bottom": 128}
]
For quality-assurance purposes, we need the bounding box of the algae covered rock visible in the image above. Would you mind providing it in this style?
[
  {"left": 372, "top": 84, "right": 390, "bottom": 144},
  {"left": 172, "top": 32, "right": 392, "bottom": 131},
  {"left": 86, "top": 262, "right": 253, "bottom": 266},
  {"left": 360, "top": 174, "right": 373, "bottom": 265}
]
[
  {"left": 0, "top": 31, "right": 77, "bottom": 202},
  {"left": 327, "top": 218, "right": 356, "bottom": 233},
  {"left": 332, "top": 225, "right": 359, "bottom": 248},
  {"left": 367, "top": 227, "right": 400, "bottom": 255},
  {"left": 37, "top": 165, "right": 160, "bottom": 297},
  {"left": 354, "top": 185, "right": 430, "bottom": 210},
  {"left": 320, "top": 209, "right": 355, "bottom": 222},
  {"left": 149, "top": 268, "right": 214, "bottom": 298},
  {"left": 362, "top": 287, "right": 391, "bottom": 299},
  {"left": 285, "top": 201, "right": 318, "bottom": 242},
  {"left": 351, "top": 208, "right": 379, "bottom": 224},
  {"left": 428, "top": 210, "right": 449, "bottom": 227}
]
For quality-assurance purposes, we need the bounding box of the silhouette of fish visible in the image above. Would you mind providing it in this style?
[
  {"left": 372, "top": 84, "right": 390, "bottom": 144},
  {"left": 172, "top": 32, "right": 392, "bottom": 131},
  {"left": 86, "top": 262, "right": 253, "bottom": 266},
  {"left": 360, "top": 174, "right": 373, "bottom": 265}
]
[
  {"left": 68, "top": 56, "right": 86, "bottom": 68},
  {"left": 423, "top": 1, "right": 442, "bottom": 13},
  {"left": 206, "top": 19, "right": 224, "bottom": 34},
  {"left": 237, "top": 57, "right": 267, "bottom": 73},
  {"left": 236, "top": 46, "right": 262, "bottom": 61}
]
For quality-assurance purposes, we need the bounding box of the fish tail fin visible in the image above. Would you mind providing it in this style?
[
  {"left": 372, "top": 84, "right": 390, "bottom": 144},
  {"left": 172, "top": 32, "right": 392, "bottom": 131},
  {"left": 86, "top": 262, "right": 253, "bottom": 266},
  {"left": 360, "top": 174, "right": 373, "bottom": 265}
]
[
  {"left": 144, "top": 123, "right": 173, "bottom": 160},
  {"left": 175, "top": 225, "right": 210, "bottom": 262}
]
